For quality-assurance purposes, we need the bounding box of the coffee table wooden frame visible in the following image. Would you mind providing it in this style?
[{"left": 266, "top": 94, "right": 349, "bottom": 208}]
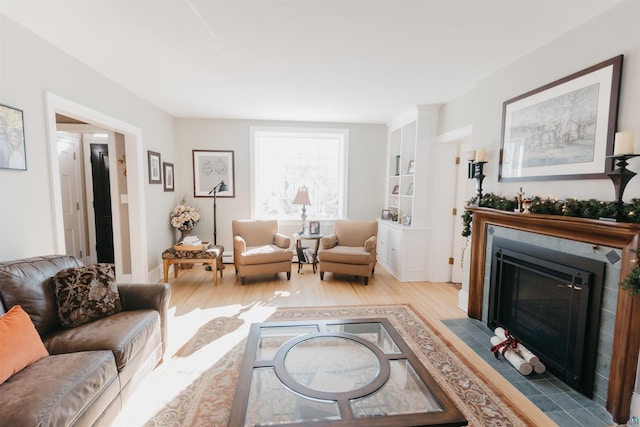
[{"left": 228, "top": 318, "right": 468, "bottom": 427}]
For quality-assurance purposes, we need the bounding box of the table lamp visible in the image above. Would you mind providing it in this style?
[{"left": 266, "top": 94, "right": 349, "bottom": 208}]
[{"left": 292, "top": 186, "right": 311, "bottom": 234}]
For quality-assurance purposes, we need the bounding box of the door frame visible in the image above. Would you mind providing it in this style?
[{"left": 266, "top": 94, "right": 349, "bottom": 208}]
[{"left": 45, "top": 92, "right": 149, "bottom": 282}]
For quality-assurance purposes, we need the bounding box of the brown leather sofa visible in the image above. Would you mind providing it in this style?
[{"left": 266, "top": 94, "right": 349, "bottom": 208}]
[
  {"left": 0, "top": 255, "right": 170, "bottom": 427},
  {"left": 232, "top": 219, "right": 293, "bottom": 284},
  {"left": 318, "top": 220, "right": 378, "bottom": 285}
]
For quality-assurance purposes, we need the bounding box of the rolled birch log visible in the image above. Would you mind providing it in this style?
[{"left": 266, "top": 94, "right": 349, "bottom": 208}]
[
  {"left": 494, "top": 327, "right": 540, "bottom": 366},
  {"left": 533, "top": 362, "right": 546, "bottom": 374},
  {"left": 490, "top": 336, "right": 533, "bottom": 375}
]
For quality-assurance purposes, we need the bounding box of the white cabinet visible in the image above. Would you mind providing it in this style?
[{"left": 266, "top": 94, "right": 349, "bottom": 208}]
[{"left": 379, "top": 105, "right": 443, "bottom": 282}]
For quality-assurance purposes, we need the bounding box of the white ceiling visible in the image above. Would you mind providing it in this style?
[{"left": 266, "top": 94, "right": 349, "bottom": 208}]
[{"left": 1, "top": 0, "right": 623, "bottom": 124}]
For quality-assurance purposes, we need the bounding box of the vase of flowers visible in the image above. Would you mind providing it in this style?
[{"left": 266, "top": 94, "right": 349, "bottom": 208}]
[{"left": 170, "top": 202, "right": 200, "bottom": 244}]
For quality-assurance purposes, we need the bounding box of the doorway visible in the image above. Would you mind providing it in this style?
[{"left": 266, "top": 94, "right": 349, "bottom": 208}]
[{"left": 46, "top": 92, "right": 148, "bottom": 282}]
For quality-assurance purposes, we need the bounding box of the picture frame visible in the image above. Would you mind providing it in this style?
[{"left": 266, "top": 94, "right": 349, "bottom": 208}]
[
  {"left": 391, "top": 184, "right": 399, "bottom": 195},
  {"left": 381, "top": 209, "right": 391, "bottom": 220},
  {"left": 402, "top": 215, "right": 412, "bottom": 226},
  {"left": 193, "top": 149, "right": 235, "bottom": 197},
  {"left": 163, "top": 162, "right": 174, "bottom": 192},
  {"left": 407, "top": 160, "right": 415, "bottom": 174},
  {"left": 0, "top": 104, "right": 26, "bottom": 170},
  {"left": 309, "top": 221, "right": 320, "bottom": 235},
  {"left": 148, "top": 150, "right": 162, "bottom": 184},
  {"left": 499, "top": 55, "right": 623, "bottom": 182}
]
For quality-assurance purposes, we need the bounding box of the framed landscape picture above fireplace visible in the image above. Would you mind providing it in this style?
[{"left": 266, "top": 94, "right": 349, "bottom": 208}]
[{"left": 499, "top": 55, "right": 623, "bottom": 182}]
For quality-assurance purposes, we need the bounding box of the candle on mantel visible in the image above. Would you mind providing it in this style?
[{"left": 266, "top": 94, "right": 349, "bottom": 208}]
[
  {"left": 613, "top": 131, "right": 635, "bottom": 156},
  {"left": 475, "top": 149, "right": 487, "bottom": 162}
]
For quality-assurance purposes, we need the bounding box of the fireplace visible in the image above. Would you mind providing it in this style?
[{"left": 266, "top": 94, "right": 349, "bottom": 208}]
[
  {"left": 465, "top": 207, "right": 640, "bottom": 424},
  {"left": 488, "top": 237, "right": 605, "bottom": 397}
]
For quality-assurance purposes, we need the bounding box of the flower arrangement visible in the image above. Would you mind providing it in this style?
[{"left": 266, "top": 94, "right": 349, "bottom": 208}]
[{"left": 169, "top": 203, "right": 200, "bottom": 231}]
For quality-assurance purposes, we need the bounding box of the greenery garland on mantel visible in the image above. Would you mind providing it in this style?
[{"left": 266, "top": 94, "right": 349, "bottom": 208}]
[{"left": 461, "top": 192, "right": 640, "bottom": 295}]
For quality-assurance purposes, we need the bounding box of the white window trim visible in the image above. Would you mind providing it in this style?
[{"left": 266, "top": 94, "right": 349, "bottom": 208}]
[{"left": 249, "top": 126, "right": 349, "bottom": 223}]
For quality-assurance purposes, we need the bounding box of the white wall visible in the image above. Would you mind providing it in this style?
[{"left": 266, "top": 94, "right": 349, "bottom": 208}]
[
  {"left": 440, "top": 0, "right": 640, "bottom": 203},
  {"left": 0, "top": 15, "right": 177, "bottom": 271},
  {"left": 173, "top": 119, "right": 387, "bottom": 256}
]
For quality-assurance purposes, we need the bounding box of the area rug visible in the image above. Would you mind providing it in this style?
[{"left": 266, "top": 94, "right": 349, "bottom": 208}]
[{"left": 136, "top": 305, "right": 535, "bottom": 426}]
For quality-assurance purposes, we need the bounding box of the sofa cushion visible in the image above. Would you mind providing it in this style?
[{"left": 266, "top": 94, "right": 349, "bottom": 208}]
[
  {"left": 0, "top": 350, "right": 118, "bottom": 427},
  {"left": 53, "top": 264, "right": 122, "bottom": 328},
  {"left": 237, "top": 245, "right": 293, "bottom": 265},
  {"left": 0, "top": 305, "right": 49, "bottom": 385},
  {"left": 44, "top": 309, "right": 160, "bottom": 371},
  {"left": 0, "top": 255, "right": 84, "bottom": 337},
  {"left": 318, "top": 246, "right": 372, "bottom": 265}
]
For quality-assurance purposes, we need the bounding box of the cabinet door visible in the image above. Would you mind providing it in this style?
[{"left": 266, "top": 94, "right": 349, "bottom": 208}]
[
  {"left": 377, "top": 226, "right": 388, "bottom": 263},
  {"left": 388, "top": 228, "right": 401, "bottom": 272}
]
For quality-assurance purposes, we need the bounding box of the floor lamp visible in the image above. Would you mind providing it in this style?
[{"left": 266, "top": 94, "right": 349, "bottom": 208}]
[
  {"left": 206, "top": 180, "right": 228, "bottom": 272},
  {"left": 209, "top": 180, "right": 228, "bottom": 245}
]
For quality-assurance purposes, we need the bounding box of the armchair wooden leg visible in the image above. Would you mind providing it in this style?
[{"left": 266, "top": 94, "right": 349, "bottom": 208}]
[
  {"left": 241, "top": 277, "right": 246, "bottom": 285},
  {"left": 320, "top": 271, "right": 324, "bottom": 280},
  {"left": 287, "top": 272, "right": 291, "bottom": 280},
  {"left": 364, "top": 277, "right": 369, "bottom": 285}
]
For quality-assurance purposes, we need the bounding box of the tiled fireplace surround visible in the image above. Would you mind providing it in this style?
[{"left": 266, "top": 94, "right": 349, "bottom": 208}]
[{"left": 465, "top": 207, "right": 640, "bottom": 424}]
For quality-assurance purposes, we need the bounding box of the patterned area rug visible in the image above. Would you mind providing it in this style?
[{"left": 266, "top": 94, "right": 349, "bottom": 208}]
[{"left": 135, "top": 305, "right": 535, "bottom": 426}]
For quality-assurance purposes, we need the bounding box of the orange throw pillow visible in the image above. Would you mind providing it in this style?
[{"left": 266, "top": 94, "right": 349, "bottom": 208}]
[{"left": 0, "top": 305, "right": 49, "bottom": 385}]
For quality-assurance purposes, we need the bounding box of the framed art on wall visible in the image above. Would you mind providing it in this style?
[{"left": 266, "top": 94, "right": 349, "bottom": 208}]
[
  {"left": 163, "top": 162, "right": 174, "bottom": 192},
  {"left": 0, "top": 104, "right": 26, "bottom": 170},
  {"left": 499, "top": 55, "right": 623, "bottom": 182},
  {"left": 193, "top": 150, "right": 235, "bottom": 197},
  {"left": 148, "top": 150, "right": 162, "bottom": 184}
]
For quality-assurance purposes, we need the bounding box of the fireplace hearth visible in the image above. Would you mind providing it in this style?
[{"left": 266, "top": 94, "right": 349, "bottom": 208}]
[{"left": 488, "top": 237, "right": 605, "bottom": 397}]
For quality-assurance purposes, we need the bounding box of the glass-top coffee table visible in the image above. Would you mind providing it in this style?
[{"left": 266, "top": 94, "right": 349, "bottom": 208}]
[{"left": 228, "top": 318, "right": 467, "bottom": 426}]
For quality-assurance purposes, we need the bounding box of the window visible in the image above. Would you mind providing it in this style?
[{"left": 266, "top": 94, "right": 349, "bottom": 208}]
[{"left": 250, "top": 127, "right": 348, "bottom": 221}]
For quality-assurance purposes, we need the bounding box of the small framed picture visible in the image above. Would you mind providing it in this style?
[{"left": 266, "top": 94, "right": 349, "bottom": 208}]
[
  {"left": 406, "top": 182, "right": 414, "bottom": 195},
  {"left": 0, "top": 104, "right": 26, "bottom": 170},
  {"left": 163, "top": 162, "right": 174, "bottom": 192},
  {"left": 407, "top": 160, "right": 415, "bottom": 174},
  {"left": 391, "top": 184, "right": 399, "bottom": 194},
  {"left": 309, "top": 221, "right": 320, "bottom": 235},
  {"left": 381, "top": 209, "right": 391, "bottom": 220},
  {"left": 403, "top": 215, "right": 412, "bottom": 226},
  {"left": 148, "top": 150, "right": 162, "bottom": 184}
]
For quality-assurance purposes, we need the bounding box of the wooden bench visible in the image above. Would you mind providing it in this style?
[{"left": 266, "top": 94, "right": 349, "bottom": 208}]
[{"left": 162, "top": 243, "right": 224, "bottom": 284}]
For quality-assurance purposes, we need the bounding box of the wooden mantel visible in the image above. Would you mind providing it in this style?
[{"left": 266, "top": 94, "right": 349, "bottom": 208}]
[{"left": 466, "top": 207, "right": 640, "bottom": 424}]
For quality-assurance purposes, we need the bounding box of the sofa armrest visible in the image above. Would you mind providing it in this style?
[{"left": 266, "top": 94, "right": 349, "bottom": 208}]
[
  {"left": 274, "top": 232, "right": 290, "bottom": 249},
  {"left": 321, "top": 233, "right": 338, "bottom": 250},
  {"left": 364, "top": 235, "right": 377, "bottom": 253},
  {"left": 233, "top": 235, "right": 247, "bottom": 253},
  {"left": 118, "top": 282, "right": 171, "bottom": 357}
]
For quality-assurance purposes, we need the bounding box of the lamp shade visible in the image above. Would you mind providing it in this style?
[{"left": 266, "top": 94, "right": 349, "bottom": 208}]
[
  {"left": 293, "top": 186, "right": 311, "bottom": 205},
  {"left": 218, "top": 181, "right": 229, "bottom": 192}
]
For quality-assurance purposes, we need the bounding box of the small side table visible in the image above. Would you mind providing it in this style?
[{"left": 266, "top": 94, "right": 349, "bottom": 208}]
[
  {"left": 295, "top": 234, "right": 322, "bottom": 273},
  {"left": 162, "top": 243, "right": 224, "bottom": 284}
]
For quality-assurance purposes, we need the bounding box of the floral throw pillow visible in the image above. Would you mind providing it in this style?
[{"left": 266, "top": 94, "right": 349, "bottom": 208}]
[{"left": 53, "top": 264, "right": 122, "bottom": 328}]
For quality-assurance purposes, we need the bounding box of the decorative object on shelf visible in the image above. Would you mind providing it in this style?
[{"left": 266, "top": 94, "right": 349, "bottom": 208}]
[
  {"left": 395, "top": 155, "right": 400, "bottom": 176},
  {"left": 522, "top": 199, "right": 532, "bottom": 214},
  {"left": 148, "top": 150, "right": 162, "bottom": 184},
  {"left": 606, "top": 132, "right": 638, "bottom": 221},
  {"left": 391, "top": 184, "right": 399, "bottom": 194},
  {"left": 193, "top": 149, "right": 235, "bottom": 197},
  {"left": 381, "top": 209, "right": 391, "bottom": 220},
  {"left": 499, "top": 55, "right": 623, "bottom": 182},
  {"left": 406, "top": 182, "right": 414, "bottom": 196},
  {"left": 468, "top": 151, "right": 487, "bottom": 206},
  {"left": 0, "top": 103, "right": 26, "bottom": 171},
  {"left": 208, "top": 180, "right": 228, "bottom": 245},
  {"left": 515, "top": 186, "right": 525, "bottom": 212},
  {"left": 407, "top": 160, "right": 415, "bottom": 174},
  {"left": 163, "top": 162, "right": 174, "bottom": 192},
  {"left": 402, "top": 215, "right": 412, "bottom": 226},
  {"left": 170, "top": 201, "right": 200, "bottom": 244},
  {"left": 292, "top": 185, "right": 311, "bottom": 235}
]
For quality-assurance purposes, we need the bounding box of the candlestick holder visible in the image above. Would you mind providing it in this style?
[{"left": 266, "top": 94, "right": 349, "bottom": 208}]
[
  {"left": 468, "top": 161, "right": 487, "bottom": 206},
  {"left": 606, "top": 154, "right": 640, "bottom": 221}
]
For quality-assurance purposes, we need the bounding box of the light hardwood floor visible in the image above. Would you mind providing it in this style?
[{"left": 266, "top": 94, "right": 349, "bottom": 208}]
[{"left": 152, "top": 261, "right": 555, "bottom": 426}]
